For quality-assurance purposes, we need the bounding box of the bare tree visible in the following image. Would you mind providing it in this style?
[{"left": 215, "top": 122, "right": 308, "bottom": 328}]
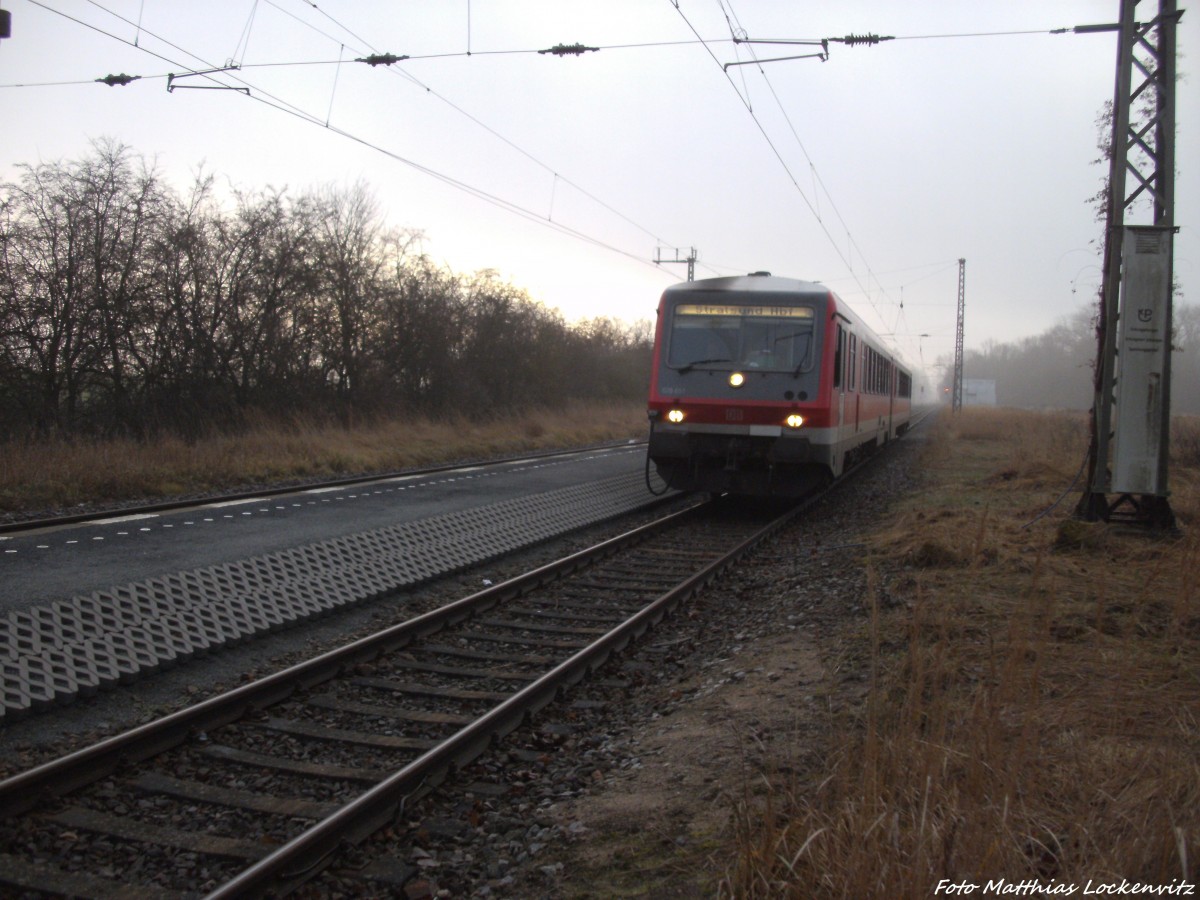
[
  {"left": 0, "top": 145, "right": 654, "bottom": 439},
  {"left": 76, "top": 140, "right": 169, "bottom": 431},
  {"left": 377, "top": 253, "right": 465, "bottom": 411},
  {"left": 308, "top": 182, "right": 387, "bottom": 418}
]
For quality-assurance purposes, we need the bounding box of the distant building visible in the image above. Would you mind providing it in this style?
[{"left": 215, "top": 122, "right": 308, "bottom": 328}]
[{"left": 964, "top": 378, "right": 997, "bottom": 406}]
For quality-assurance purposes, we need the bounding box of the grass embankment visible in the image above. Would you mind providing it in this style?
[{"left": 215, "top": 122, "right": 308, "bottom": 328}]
[
  {"left": 726, "top": 409, "right": 1200, "bottom": 898},
  {"left": 0, "top": 403, "right": 648, "bottom": 515}
]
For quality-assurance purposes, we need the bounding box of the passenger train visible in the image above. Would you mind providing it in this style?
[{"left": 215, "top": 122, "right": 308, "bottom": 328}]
[{"left": 646, "top": 272, "right": 912, "bottom": 496}]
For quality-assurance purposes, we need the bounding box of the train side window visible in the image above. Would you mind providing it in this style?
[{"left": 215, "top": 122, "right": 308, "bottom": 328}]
[
  {"left": 833, "top": 326, "right": 844, "bottom": 389},
  {"left": 848, "top": 334, "right": 857, "bottom": 390}
]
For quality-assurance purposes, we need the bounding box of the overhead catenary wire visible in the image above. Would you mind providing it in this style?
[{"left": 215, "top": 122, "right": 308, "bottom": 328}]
[
  {"left": 301, "top": 0, "right": 376, "bottom": 54},
  {"left": 23, "top": 0, "right": 190, "bottom": 75},
  {"left": 230, "top": 0, "right": 259, "bottom": 66},
  {"left": 132, "top": 0, "right": 145, "bottom": 47},
  {"left": 63, "top": 0, "right": 321, "bottom": 120},
  {"left": 23, "top": 1, "right": 666, "bottom": 256},
  {"left": 895, "top": 28, "right": 1073, "bottom": 41},
  {"left": 717, "top": 0, "right": 924, "bottom": 337},
  {"left": 2, "top": 74, "right": 162, "bottom": 87},
  {"left": 21, "top": 0, "right": 678, "bottom": 278},
  {"left": 260, "top": 0, "right": 692, "bottom": 250},
  {"left": 9, "top": 0, "right": 1081, "bottom": 323},
  {"left": 677, "top": 4, "right": 1100, "bottom": 356},
  {"left": 324, "top": 43, "right": 342, "bottom": 126},
  {"left": 264, "top": 0, "right": 762, "bottom": 281},
  {"left": 671, "top": 0, "right": 898, "bottom": 338}
]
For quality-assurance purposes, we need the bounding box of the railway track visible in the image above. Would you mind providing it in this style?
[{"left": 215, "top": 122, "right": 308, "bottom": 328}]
[{"left": 0, "top": 494, "right": 813, "bottom": 899}]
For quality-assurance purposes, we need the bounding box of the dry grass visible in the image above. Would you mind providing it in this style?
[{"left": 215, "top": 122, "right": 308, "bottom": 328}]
[
  {"left": 0, "top": 402, "right": 648, "bottom": 514},
  {"left": 723, "top": 408, "right": 1200, "bottom": 898}
]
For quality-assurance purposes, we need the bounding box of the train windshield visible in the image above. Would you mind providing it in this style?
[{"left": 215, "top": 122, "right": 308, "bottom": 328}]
[{"left": 668, "top": 303, "right": 816, "bottom": 373}]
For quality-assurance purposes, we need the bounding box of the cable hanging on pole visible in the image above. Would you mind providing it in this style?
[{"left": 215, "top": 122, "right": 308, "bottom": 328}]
[
  {"left": 229, "top": 0, "right": 259, "bottom": 69},
  {"left": 724, "top": 32, "right": 894, "bottom": 68},
  {"left": 325, "top": 44, "right": 343, "bottom": 126},
  {"left": 167, "top": 66, "right": 249, "bottom": 94},
  {"left": 724, "top": 48, "right": 826, "bottom": 69}
]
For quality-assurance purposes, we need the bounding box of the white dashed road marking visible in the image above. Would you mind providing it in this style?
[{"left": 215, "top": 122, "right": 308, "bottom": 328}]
[{"left": 0, "top": 447, "right": 643, "bottom": 556}]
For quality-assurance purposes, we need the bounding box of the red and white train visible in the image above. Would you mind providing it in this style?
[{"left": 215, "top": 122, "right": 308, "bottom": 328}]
[{"left": 646, "top": 272, "right": 912, "bottom": 496}]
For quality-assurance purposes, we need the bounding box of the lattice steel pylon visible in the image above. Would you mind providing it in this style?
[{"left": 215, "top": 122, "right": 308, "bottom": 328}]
[
  {"left": 952, "top": 258, "right": 965, "bottom": 412},
  {"left": 1078, "top": 0, "right": 1181, "bottom": 528},
  {"left": 654, "top": 247, "right": 697, "bottom": 282}
]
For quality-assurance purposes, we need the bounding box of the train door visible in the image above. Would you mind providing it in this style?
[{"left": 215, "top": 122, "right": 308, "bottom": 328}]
[{"left": 833, "top": 324, "right": 847, "bottom": 471}]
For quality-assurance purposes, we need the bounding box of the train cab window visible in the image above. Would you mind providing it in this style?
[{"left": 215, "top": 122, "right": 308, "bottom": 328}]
[
  {"left": 668, "top": 303, "right": 816, "bottom": 374},
  {"left": 848, "top": 334, "right": 858, "bottom": 390},
  {"left": 669, "top": 314, "right": 738, "bottom": 368}
]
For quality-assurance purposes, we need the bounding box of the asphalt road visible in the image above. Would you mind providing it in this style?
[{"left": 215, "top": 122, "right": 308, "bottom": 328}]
[{"left": 0, "top": 444, "right": 649, "bottom": 613}]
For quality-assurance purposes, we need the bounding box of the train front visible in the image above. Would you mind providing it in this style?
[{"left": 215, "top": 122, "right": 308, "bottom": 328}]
[{"left": 646, "top": 274, "right": 832, "bottom": 496}]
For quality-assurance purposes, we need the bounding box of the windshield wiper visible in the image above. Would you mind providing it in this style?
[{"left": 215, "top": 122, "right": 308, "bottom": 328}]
[
  {"left": 791, "top": 336, "right": 815, "bottom": 378},
  {"left": 774, "top": 331, "right": 810, "bottom": 344},
  {"left": 677, "top": 357, "right": 731, "bottom": 374}
]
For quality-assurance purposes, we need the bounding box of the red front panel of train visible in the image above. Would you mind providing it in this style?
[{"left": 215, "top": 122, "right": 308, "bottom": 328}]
[{"left": 647, "top": 285, "right": 837, "bottom": 429}]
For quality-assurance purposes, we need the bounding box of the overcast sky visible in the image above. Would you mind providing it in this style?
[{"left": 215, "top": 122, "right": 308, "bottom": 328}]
[{"left": 1, "top": 1, "right": 1197, "bottom": 386}]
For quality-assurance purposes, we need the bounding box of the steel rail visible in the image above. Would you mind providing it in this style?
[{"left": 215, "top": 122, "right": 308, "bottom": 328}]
[
  {"left": 0, "top": 497, "right": 702, "bottom": 819},
  {"left": 0, "top": 439, "right": 647, "bottom": 536},
  {"left": 204, "top": 493, "right": 821, "bottom": 899}
]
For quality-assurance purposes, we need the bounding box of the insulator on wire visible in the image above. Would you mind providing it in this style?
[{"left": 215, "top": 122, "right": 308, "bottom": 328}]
[
  {"left": 96, "top": 73, "right": 140, "bottom": 87},
  {"left": 356, "top": 53, "right": 409, "bottom": 66},
  {"left": 538, "top": 43, "right": 599, "bottom": 56},
  {"left": 836, "top": 33, "right": 892, "bottom": 46}
]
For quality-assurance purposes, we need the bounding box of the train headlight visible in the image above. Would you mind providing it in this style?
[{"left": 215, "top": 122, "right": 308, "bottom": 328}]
[
  {"left": 729, "top": 372, "right": 745, "bottom": 388},
  {"left": 785, "top": 414, "right": 805, "bottom": 429},
  {"left": 667, "top": 409, "right": 686, "bottom": 423}
]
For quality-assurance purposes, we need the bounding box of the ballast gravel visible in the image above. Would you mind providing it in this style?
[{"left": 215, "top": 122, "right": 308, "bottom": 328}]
[
  {"left": 0, "top": 430, "right": 926, "bottom": 898},
  {"left": 310, "top": 431, "right": 926, "bottom": 899}
]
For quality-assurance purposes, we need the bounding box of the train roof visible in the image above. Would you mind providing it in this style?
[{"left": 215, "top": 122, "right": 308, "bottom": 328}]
[{"left": 662, "top": 273, "right": 831, "bottom": 297}]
